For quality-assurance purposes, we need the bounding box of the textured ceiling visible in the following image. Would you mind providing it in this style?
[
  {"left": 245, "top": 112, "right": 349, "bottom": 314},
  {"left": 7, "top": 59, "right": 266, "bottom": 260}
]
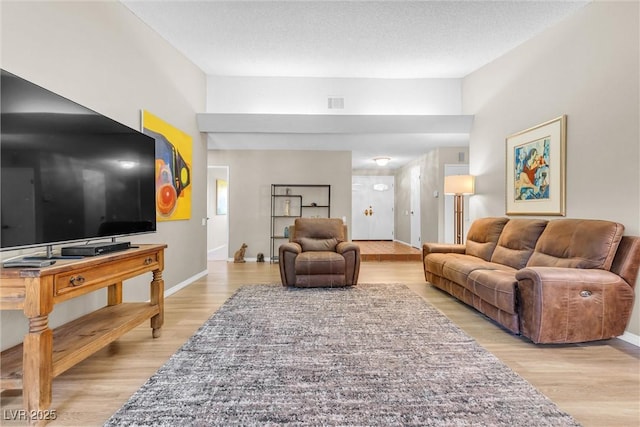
[
  {"left": 122, "top": 0, "right": 588, "bottom": 79},
  {"left": 121, "top": 0, "right": 589, "bottom": 168}
]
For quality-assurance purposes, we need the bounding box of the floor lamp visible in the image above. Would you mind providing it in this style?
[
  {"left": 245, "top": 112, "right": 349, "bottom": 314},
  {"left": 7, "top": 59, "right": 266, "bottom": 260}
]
[{"left": 444, "top": 175, "right": 475, "bottom": 244}]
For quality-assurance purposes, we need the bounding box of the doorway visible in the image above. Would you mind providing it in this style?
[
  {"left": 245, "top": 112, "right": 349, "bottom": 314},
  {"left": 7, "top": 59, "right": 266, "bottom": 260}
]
[
  {"left": 351, "top": 175, "right": 394, "bottom": 240},
  {"left": 207, "top": 166, "right": 229, "bottom": 260},
  {"left": 410, "top": 166, "right": 421, "bottom": 248}
]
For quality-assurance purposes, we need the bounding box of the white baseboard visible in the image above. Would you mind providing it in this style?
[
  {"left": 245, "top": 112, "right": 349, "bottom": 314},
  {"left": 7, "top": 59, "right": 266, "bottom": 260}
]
[
  {"left": 225, "top": 258, "right": 270, "bottom": 264},
  {"left": 165, "top": 269, "right": 208, "bottom": 298},
  {"left": 207, "top": 245, "right": 228, "bottom": 261},
  {"left": 618, "top": 331, "right": 640, "bottom": 347}
]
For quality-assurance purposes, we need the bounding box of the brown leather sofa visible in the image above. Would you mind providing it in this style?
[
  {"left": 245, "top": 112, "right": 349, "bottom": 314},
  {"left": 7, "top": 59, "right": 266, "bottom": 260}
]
[
  {"left": 423, "top": 217, "right": 640, "bottom": 343},
  {"left": 279, "top": 218, "right": 360, "bottom": 287}
]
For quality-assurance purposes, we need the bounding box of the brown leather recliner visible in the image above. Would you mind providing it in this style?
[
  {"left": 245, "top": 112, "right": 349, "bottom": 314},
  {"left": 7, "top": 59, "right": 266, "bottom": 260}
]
[{"left": 279, "top": 218, "right": 360, "bottom": 287}]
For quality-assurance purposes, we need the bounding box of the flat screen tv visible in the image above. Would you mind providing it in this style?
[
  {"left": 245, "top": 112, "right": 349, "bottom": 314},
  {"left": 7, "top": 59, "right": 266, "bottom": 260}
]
[{"left": 1, "top": 69, "right": 157, "bottom": 255}]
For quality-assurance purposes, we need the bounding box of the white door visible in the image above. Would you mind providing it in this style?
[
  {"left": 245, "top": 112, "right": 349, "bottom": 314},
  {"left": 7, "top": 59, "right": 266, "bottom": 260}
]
[
  {"left": 207, "top": 166, "right": 229, "bottom": 260},
  {"left": 352, "top": 175, "right": 394, "bottom": 240},
  {"left": 410, "top": 166, "right": 421, "bottom": 248},
  {"left": 444, "top": 164, "right": 469, "bottom": 244}
]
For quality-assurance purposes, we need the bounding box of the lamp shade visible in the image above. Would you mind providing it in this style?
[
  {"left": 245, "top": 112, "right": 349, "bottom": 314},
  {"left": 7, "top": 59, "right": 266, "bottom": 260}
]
[{"left": 444, "top": 175, "right": 475, "bottom": 195}]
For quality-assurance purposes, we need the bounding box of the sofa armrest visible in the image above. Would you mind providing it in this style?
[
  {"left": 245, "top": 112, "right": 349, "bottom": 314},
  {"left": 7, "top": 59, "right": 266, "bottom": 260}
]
[
  {"left": 422, "top": 243, "right": 465, "bottom": 272},
  {"left": 422, "top": 243, "right": 466, "bottom": 256},
  {"left": 516, "top": 267, "right": 635, "bottom": 343}
]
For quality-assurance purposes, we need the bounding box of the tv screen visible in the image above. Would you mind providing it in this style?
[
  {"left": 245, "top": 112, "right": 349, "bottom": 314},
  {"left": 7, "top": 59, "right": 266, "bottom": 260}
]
[{"left": 1, "top": 69, "right": 157, "bottom": 251}]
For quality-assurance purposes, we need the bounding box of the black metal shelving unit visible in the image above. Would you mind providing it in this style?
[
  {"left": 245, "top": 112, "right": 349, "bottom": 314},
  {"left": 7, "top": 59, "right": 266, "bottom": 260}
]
[{"left": 270, "top": 184, "right": 331, "bottom": 263}]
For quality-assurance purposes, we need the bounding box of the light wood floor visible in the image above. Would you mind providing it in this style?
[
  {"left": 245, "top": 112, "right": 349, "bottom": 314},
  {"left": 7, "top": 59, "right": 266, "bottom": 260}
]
[
  {"left": 356, "top": 240, "right": 422, "bottom": 261},
  {"left": 1, "top": 260, "right": 638, "bottom": 426}
]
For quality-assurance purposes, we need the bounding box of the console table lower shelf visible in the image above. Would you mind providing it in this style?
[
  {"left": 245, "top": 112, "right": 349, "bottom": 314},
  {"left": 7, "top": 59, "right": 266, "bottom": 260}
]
[{"left": 0, "top": 243, "right": 167, "bottom": 425}]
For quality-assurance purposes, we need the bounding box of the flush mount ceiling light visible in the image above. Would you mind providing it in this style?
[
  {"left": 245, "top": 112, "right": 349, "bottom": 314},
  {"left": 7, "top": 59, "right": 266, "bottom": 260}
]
[{"left": 374, "top": 157, "right": 390, "bottom": 166}]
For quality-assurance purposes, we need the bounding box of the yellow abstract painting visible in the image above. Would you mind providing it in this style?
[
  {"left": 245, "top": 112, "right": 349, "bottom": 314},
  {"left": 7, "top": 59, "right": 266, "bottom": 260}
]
[{"left": 142, "top": 110, "right": 192, "bottom": 221}]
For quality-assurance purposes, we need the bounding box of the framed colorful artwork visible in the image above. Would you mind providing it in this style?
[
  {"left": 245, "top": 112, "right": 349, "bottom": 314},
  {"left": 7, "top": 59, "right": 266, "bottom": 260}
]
[
  {"left": 505, "top": 115, "right": 567, "bottom": 216},
  {"left": 142, "top": 110, "right": 193, "bottom": 221}
]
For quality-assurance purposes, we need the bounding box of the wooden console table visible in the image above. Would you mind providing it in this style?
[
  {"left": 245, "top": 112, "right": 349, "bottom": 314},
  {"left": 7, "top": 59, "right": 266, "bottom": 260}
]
[{"left": 0, "top": 243, "right": 167, "bottom": 421}]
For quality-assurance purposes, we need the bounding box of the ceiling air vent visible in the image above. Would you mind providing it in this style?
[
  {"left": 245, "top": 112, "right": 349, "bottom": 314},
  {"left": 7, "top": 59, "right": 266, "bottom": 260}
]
[{"left": 328, "top": 97, "right": 344, "bottom": 109}]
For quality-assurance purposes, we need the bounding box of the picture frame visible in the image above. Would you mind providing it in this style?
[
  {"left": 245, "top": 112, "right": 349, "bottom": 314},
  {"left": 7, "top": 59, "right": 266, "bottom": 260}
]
[
  {"left": 142, "top": 110, "right": 193, "bottom": 221},
  {"left": 505, "top": 115, "right": 566, "bottom": 216}
]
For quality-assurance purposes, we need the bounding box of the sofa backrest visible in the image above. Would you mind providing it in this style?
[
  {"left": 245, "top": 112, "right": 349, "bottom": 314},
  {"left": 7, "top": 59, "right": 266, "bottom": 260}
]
[
  {"left": 491, "top": 219, "right": 548, "bottom": 269},
  {"left": 292, "top": 218, "right": 345, "bottom": 252},
  {"left": 465, "top": 217, "right": 510, "bottom": 261},
  {"left": 527, "top": 219, "right": 624, "bottom": 270}
]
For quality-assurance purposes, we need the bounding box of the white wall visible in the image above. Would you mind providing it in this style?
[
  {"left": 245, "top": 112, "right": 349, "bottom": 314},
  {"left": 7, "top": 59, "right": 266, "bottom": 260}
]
[
  {"left": 205, "top": 75, "right": 467, "bottom": 247},
  {"left": 207, "top": 76, "right": 462, "bottom": 115},
  {"left": 1, "top": 2, "right": 207, "bottom": 349},
  {"left": 463, "top": 1, "right": 640, "bottom": 337},
  {"left": 208, "top": 150, "right": 352, "bottom": 260}
]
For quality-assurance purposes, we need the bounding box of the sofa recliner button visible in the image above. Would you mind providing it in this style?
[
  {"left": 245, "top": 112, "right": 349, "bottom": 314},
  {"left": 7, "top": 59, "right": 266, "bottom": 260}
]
[{"left": 580, "top": 290, "right": 592, "bottom": 297}]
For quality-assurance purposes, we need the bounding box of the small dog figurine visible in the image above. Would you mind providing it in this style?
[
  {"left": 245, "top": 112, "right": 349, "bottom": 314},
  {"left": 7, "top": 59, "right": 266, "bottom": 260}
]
[
  {"left": 234, "top": 243, "right": 248, "bottom": 263},
  {"left": 256, "top": 252, "right": 265, "bottom": 263}
]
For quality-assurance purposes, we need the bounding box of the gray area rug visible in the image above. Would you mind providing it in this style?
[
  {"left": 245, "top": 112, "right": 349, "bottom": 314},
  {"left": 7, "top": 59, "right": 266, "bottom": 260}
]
[{"left": 105, "top": 284, "right": 580, "bottom": 426}]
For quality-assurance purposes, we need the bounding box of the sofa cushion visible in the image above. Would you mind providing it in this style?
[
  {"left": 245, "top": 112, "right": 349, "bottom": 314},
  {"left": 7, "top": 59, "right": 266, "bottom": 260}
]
[
  {"left": 298, "top": 237, "right": 338, "bottom": 252},
  {"left": 491, "top": 219, "right": 548, "bottom": 269},
  {"left": 465, "top": 217, "right": 510, "bottom": 261},
  {"left": 441, "top": 254, "right": 512, "bottom": 287},
  {"left": 467, "top": 269, "right": 519, "bottom": 314},
  {"left": 527, "top": 219, "right": 624, "bottom": 270}
]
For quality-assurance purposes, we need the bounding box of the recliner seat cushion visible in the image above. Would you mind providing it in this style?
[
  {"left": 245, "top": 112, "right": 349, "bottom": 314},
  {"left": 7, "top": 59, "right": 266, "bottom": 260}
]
[
  {"left": 295, "top": 251, "right": 345, "bottom": 275},
  {"left": 527, "top": 219, "right": 624, "bottom": 270}
]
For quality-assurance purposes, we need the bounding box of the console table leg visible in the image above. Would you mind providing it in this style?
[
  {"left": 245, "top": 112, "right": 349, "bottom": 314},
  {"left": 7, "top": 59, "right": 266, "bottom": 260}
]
[
  {"left": 150, "top": 270, "right": 164, "bottom": 338},
  {"left": 23, "top": 315, "right": 53, "bottom": 417},
  {"left": 107, "top": 282, "right": 123, "bottom": 306}
]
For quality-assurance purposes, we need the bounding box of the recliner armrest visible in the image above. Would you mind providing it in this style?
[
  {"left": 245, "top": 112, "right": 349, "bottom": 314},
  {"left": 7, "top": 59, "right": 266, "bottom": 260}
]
[
  {"left": 336, "top": 241, "right": 359, "bottom": 255},
  {"left": 278, "top": 242, "right": 302, "bottom": 286},
  {"left": 280, "top": 242, "right": 302, "bottom": 255},
  {"left": 336, "top": 241, "right": 360, "bottom": 286}
]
